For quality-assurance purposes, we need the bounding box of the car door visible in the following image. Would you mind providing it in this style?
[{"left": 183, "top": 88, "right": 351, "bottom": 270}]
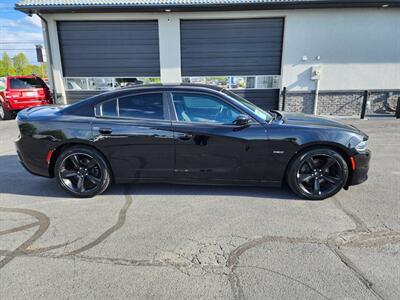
[
  {"left": 168, "top": 91, "right": 269, "bottom": 182},
  {"left": 91, "top": 91, "right": 174, "bottom": 181}
]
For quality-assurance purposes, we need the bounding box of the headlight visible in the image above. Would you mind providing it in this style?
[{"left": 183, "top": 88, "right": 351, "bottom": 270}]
[{"left": 355, "top": 140, "right": 368, "bottom": 152}]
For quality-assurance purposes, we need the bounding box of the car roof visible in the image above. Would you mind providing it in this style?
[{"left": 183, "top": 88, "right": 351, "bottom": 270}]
[
  {"left": 117, "top": 83, "right": 224, "bottom": 92},
  {"left": 6, "top": 75, "right": 43, "bottom": 79},
  {"left": 63, "top": 83, "right": 228, "bottom": 114},
  {"left": 91, "top": 83, "right": 225, "bottom": 101}
]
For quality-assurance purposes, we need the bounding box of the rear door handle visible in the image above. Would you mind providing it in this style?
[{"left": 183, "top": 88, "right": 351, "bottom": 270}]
[
  {"left": 99, "top": 128, "right": 113, "bottom": 134},
  {"left": 178, "top": 133, "right": 192, "bottom": 141}
]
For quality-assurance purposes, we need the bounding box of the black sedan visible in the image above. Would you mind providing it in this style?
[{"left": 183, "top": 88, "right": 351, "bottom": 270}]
[{"left": 15, "top": 84, "right": 370, "bottom": 200}]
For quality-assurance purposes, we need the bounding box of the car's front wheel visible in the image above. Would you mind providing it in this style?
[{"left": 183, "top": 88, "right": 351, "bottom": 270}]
[
  {"left": 287, "top": 148, "right": 348, "bottom": 200},
  {"left": 55, "top": 146, "right": 111, "bottom": 197}
]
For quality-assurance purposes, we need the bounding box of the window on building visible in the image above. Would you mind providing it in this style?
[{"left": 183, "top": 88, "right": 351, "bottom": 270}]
[
  {"left": 64, "top": 77, "right": 161, "bottom": 91},
  {"left": 181, "top": 75, "right": 281, "bottom": 89},
  {"left": 88, "top": 78, "right": 113, "bottom": 91},
  {"left": 66, "top": 78, "right": 87, "bottom": 90}
]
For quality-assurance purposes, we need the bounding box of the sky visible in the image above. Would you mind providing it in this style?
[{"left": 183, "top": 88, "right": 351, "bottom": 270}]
[{"left": 0, "top": 0, "right": 44, "bottom": 64}]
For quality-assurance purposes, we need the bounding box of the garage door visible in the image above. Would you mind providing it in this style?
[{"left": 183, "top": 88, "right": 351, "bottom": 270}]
[
  {"left": 180, "top": 18, "right": 284, "bottom": 110},
  {"left": 58, "top": 20, "right": 160, "bottom": 78}
]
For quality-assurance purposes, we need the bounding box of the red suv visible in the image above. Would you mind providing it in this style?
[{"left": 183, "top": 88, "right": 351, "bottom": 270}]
[{"left": 0, "top": 76, "right": 53, "bottom": 120}]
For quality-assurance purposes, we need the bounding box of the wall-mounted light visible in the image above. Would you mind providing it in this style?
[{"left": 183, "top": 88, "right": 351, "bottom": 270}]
[
  {"left": 165, "top": 9, "right": 172, "bottom": 12},
  {"left": 382, "top": 4, "right": 389, "bottom": 8},
  {"left": 302, "top": 56, "right": 308, "bottom": 62}
]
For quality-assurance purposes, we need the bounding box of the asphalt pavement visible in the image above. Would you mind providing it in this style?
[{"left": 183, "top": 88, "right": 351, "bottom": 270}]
[{"left": 0, "top": 117, "right": 399, "bottom": 299}]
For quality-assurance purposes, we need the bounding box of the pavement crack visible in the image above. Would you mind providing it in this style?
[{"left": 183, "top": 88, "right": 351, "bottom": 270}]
[
  {"left": 327, "top": 196, "right": 387, "bottom": 300},
  {"left": 66, "top": 184, "right": 133, "bottom": 256},
  {"left": 331, "top": 196, "right": 368, "bottom": 231},
  {"left": 0, "top": 221, "right": 40, "bottom": 236},
  {"left": 226, "top": 235, "right": 324, "bottom": 271},
  {"left": 0, "top": 240, "right": 77, "bottom": 256},
  {"left": 228, "top": 271, "right": 245, "bottom": 300},
  {"left": 326, "top": 235, "right": 385, "bottom": 300},
  {"left": 225, "top": 235, "right": 324, "bottom": 300},
  {"left": 0, "top": 207, "right": 50, "bottom": 270},
  {"left": 238, "top": 265, "right": 331, "bottom": 300}
]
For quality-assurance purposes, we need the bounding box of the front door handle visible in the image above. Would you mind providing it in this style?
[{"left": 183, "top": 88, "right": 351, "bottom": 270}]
[
  {"left": 178, "top": 133, "right": 192, "bottom": 141},
  {"left": 99, "top": 128, "right": 113, "bottom": 134}
]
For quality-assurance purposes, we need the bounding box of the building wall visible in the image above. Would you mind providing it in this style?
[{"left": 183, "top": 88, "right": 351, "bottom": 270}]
[
  {"left": 43, "top": 8, "right": 400, "bottom": 115},
  {"left": 282, "top": 9, "right": 400, "bottom": 92}
]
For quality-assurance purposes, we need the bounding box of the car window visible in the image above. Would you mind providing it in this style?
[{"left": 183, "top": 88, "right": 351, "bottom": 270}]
[
  {"left": 222, "top": 89, "right": 273, "bottom": 122},
  {"left": 119, "top": 93, "right": 164, "bottom": 120},
  {"left": 100, "top": 99, "right": 118, "bottom": 117},
  {"left": 9, "top": 77, "right": 45, "bottom": 89},
  {"left": 172, "top": 93, "right": 241, "bottom": 124},
  {"left": 98, "top": 93, "right": 164, "bottom": 120}
]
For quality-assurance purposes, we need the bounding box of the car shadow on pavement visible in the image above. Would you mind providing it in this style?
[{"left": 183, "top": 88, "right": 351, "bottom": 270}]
[
  {"left": 128, "top": 183, "right": 298, "bottom": 200},
  {"left": 0, "top": 154, "right": 298, "bottom": 200}
]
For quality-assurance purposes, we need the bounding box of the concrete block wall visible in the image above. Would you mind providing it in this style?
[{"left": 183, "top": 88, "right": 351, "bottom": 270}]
[{"left": 282, "top": 91, "right": 400, "bottom": 116}]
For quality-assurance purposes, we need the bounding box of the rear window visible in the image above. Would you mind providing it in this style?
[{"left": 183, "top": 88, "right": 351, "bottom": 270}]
[{"left": 9, "top": 78, "right": 45, "bottom": 89}]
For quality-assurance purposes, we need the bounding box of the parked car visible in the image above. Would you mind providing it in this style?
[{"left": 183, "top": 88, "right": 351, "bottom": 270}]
[
  {"left": 15, "top": 84, "right": 370, "bottom": 199},
  {"left": 0, "top": 75, "right": 52, "bottom": 120}
]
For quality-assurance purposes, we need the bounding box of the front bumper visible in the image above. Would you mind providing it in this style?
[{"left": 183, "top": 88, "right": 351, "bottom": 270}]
[{"left": 348, "top": 150, "right": 371, "bottom": 186}]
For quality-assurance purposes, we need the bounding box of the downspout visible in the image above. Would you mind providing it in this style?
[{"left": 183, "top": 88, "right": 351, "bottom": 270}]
[
  {"left": 313, "top": 78, "right": 320, "bottom": 115},
  {"left": 35, "top": 12, "right": 57, "bottom": 104},
  {"left": 311, "top": 66, "right": 322, "bottom": 115}
]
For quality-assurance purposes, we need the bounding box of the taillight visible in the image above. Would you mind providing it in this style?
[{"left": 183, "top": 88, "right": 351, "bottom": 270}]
[
  {"left": 46, "top": 149, "right": 55, "bottom": 164},
  {"left": 5, "top": 91, "right": 22, "bottom": 98}
]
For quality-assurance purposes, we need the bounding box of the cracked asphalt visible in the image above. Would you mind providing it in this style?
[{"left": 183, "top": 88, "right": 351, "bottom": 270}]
[{"left": 0, "top": 117, "right": 399, "bottom": 299}]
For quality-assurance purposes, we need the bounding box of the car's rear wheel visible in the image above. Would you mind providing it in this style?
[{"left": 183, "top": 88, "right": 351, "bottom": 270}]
[
  {"left": 55, "top": 146, "right": 111, "bottom": 197},
  {"left": 287, "top": 148, "right": 348, "bottom": 200},
  {"left": 0, "top": 101, "right": 13, "bottom": 120}
]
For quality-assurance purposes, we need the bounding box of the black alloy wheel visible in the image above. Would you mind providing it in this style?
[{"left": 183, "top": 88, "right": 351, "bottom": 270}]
[
  {"left": 55, "top": 146, "right": 111, "bottom": 197},
  {"left": 287, "top": 148, "right": 348, "bottom": 200}
]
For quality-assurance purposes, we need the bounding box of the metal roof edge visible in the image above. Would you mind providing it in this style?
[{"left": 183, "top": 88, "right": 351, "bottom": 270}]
[{"left": 15, "top": 1, "right": 400, "bottom": 14}]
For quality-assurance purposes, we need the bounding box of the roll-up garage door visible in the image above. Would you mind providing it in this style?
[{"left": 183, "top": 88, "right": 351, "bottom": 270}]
[
  {"left": 180, "top": 18, "right": 284, "bottom": 110},
  {"left": 58, "top": 21, "right": 160, "bottom": 77}
]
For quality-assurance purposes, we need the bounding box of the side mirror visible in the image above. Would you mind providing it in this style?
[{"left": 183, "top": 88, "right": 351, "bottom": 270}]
[{"left": 233, "top": 115, "right": 251, "bottom": 126}]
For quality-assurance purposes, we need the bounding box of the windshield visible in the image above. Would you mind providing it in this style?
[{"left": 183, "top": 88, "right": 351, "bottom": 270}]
[{"left": 222, "top": 89, "right": 273, "bottom": 122}]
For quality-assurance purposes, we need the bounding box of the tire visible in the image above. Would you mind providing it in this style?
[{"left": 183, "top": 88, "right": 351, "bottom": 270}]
[
  {"left": 55, "top": 145, "right": 111, "bottom": 198},
  {"left": 0, "top": 100, "right": 13, "bottom": 120},
  {"left": 287, "top": 147, "right": 348, "bottom": 200}
]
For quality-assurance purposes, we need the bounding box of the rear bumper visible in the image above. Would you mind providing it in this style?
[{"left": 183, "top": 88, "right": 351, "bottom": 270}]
[
  {"left": 15, "top": 137, "right": 51, "bottom": 178},
  {"left": 6, "top": 100, "right": 51, "bottom": 111},
  {"left": 348, "top": 150, "right": 371, "bottom": 186}
]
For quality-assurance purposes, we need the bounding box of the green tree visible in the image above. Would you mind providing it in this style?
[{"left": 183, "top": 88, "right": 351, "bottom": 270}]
[
  {"left": 31, "top": 64, "right": 47, "bottom": 78},
  {"left": 0, "top": 52, "right": 16, "bottom": 76},
  {"left": 13, "top": 53, "right": 30, "bottom": 75},
  {"left": 0, "top": 51, "right": 47, "bottom": 77}
]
